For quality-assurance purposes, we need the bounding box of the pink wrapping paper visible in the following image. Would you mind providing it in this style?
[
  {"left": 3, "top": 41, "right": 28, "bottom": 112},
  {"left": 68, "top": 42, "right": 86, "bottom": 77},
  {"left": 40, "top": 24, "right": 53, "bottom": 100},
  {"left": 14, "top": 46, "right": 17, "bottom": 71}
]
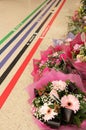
[
  {"left": 66, "top": 33, "right": 86, "bottom": 82},
  {"left": 31, "top": 45, "right": 71, "bottom": 82},
  {"left": 27, "top": 70, "right": 86, "bottom": 130},
  {"left": 33, "top": 116, "right": 86, "bottom": 130},
  {"left": 70, "top": 33, "right": 84, "bottom": 48},
  {"left": 40, "top": 45, "right": 71, "bottom": 60},
  {"left": 73, "top": 62, "right": 86, "bottom": 80}
]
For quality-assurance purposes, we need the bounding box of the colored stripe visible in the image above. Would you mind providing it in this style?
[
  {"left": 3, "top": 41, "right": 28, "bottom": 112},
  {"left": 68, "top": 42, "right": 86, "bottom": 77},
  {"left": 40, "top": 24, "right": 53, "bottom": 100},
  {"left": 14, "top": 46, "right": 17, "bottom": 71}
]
[
  {"left": 0, "top": 0, "right": 48, "bottom": 45},
  {"left": 0, "top": 0, "right": 66, "bottom": 108},
  {"left": 0, "top": 13, "right": 52, "bottom": 83},
  {"left": 0, "top": 0, "right": 58, "bottom": 80},
  {"left": 0, "top": 0, "right": 56, "bottom": 68},
  {"left": 0, "top": 0, "right": 51, "bottom": 54}
]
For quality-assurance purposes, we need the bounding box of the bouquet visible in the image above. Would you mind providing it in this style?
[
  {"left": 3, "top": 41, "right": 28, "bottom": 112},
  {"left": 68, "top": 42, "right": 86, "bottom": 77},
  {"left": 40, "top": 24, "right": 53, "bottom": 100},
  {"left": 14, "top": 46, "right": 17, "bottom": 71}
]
[
  {"left": 27, "top": 70, "right": 86, "bottom": 130},
  {"left": 69, "top": 33, "right": 86, "bottom": 81},
  {"left": 31, "top": 45, "right": 76, "bottom": 81},
  {"left": 68, "top": 0, "right": 86, "bottom": 35}
]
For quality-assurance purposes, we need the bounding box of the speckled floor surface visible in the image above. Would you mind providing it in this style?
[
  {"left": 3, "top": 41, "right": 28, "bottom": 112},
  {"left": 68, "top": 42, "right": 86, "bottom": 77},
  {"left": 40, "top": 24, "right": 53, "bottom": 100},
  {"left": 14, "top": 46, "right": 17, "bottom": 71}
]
[{"left": 0, "top": 0, "right": 80, "bottom": 130}]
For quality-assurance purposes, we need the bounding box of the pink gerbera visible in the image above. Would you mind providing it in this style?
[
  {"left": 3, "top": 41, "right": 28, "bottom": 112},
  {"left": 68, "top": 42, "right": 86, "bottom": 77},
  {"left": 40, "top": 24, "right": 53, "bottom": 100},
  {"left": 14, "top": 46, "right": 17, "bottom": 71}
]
[{"left": 61, "top": 94, "right": 80, "bottom": 113}]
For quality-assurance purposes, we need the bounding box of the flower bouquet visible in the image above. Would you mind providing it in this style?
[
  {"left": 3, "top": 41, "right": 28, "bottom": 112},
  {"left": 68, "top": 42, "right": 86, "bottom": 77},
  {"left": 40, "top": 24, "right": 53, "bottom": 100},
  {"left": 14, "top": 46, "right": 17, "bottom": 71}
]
[
  {"left": 68, "top": 33, "right": 86, "bottom": 82},
  {"left": 68, "top": 0, "right": 86, "bottom": 35},
  {"left": 27, "top": 70, "right": 86, "bottom": 130},
  {"left": 31, "top": 45, "right": 76, "bottom": 81}
]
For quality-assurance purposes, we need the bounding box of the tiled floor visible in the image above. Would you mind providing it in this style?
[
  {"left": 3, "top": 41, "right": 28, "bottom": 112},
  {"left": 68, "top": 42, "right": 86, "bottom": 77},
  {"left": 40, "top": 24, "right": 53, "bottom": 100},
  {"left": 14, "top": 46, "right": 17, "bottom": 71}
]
[{"left": 0, "top": 0, "right": 80, "bottom": 130}]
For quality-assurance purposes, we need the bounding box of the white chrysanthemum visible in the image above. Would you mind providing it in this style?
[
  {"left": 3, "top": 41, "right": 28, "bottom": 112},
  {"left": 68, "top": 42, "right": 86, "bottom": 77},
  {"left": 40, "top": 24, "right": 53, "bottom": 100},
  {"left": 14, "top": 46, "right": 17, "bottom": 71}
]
[
  {"left": 39, "top": 103, "right": 57, "bottom": 121},
  {"left": 61, "top": 94, "right": 80, "bottom": 113},
  {"left": 52, "top": 80, "right": 66, "bottom": 91}
]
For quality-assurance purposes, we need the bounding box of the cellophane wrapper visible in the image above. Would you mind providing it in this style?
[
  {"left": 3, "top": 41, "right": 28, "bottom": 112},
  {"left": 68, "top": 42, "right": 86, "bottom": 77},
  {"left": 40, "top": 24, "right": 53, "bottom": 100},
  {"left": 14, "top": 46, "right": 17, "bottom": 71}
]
[{"left": 27, "top": 70, "right": 86, "bottom": 130}]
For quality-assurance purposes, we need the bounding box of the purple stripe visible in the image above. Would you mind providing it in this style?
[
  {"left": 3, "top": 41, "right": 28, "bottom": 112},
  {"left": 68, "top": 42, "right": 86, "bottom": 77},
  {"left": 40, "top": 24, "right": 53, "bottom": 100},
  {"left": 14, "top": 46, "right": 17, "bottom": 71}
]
[
  {"left": 0, "top": 0, "right": 56, "bottom": 68},
  {"left": 0, "top": 22, "right": 37, "bottom": 68}
]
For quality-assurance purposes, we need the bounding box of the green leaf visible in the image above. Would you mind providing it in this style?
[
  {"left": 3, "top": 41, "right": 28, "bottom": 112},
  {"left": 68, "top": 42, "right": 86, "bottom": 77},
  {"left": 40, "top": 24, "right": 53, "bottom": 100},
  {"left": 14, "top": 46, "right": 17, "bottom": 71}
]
[
  {"left": 73, "top": 116, "right": 81, "bottom": 127},
  {"left": 33, "top": 97, "right": 43, "bottom": 107},
  {"left": 48, "top": 104, "right": 54, "bottom": 109}
]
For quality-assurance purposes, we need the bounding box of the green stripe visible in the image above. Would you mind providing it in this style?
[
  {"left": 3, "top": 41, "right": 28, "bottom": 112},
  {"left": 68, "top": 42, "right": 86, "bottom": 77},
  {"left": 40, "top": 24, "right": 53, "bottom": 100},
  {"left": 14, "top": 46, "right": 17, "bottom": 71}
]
[{"left": 0, "top": 0, "right": 48, "bottom": 45}]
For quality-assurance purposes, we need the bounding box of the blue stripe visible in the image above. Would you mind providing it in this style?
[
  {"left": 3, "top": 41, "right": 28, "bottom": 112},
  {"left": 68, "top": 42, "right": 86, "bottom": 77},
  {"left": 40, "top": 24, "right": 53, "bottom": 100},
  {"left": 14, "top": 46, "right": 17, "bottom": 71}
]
[
  {"left": 0, "top": 0, "right": 51, "bottom": 54},
  {"left": 0, "top": 0, "right": 56, "bottom": 68}
]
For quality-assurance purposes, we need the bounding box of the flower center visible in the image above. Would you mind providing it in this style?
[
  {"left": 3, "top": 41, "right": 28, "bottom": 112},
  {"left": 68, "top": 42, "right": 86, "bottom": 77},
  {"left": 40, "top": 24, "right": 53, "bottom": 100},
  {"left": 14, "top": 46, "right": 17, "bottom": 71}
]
[
  {"left": 67, "top": 102, "right": 72, "bottom": 106},
  {"left": 47, "top": 109, "right": 51, "bottom": 114}
]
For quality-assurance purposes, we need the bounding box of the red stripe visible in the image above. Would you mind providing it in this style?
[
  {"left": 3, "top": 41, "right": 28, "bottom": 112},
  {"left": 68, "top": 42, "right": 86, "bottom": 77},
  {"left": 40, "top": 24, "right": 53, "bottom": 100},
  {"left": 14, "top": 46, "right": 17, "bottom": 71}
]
[{"left": 0, "top": 0, "right": 66, "bottom": 108}]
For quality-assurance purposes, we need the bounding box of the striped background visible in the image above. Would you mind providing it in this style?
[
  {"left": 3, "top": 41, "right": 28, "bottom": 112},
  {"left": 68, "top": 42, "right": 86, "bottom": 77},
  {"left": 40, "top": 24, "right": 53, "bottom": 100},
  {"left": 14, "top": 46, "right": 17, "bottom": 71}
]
[{"left": 0, "top": 0, "right": 65, "bottom": 108}]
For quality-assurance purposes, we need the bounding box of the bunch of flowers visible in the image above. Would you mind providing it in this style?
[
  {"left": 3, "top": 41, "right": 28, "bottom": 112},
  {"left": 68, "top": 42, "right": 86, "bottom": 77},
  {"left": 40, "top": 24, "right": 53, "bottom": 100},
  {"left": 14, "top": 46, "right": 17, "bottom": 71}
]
[
  {"left": 72, "top": 42, "right": 86, "bottom": 62},
  {"left": 68, "top": 0, "right": 86, "bottom": 35},
  {"left": 68, "top": 33, "right": 86, "bottom": 80},
  {"left": 80, "top": 0, "right": 86, "bottom": 16},
  {"left": 70, "top": 33, "right": 86, "bottom": 62},
  {"left": 31, "top": 45, "right": 75, "bottom": 81},
  {"left": 27, "top": 70, "right": 86, "bottom": 130},
  {"left": 27, "top": 1, "right": 86, "bottom": 129}
]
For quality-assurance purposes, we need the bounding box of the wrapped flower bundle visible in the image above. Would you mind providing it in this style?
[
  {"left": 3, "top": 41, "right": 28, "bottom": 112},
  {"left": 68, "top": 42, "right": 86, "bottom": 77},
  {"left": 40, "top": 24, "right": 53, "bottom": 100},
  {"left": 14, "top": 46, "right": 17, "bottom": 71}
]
[
  {"left": 68, "top": 0, "right": 86, "bottom": 35},
  {"left": 27, "top": 1, "right": 86, "bottom": 129},
  {"left": 31, "top": 45, "right": 76, "bottom": 81},
  {"left": 27, "top": 70, "right": 86, "bottom": 130},
  {"left": 69, "top": 33, "right": 86, "bottom": 81}
]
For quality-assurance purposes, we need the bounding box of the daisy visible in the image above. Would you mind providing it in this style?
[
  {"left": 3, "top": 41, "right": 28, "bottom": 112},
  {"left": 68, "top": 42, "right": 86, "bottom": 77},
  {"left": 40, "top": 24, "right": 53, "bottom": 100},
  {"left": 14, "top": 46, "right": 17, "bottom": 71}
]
[
  {"left": 39, "top": 103, "right": 58, "bottom": 121},
  {"left": 52, "top": 80, "right": 66, "bottom": 91},
  {"left": 61, "top": 94, "right": 80, "bottom": 113}
]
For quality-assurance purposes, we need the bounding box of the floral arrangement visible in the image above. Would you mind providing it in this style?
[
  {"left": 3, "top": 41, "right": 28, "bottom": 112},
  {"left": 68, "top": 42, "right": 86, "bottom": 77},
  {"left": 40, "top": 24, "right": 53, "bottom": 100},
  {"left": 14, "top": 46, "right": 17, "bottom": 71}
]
[
  {"left": 31, "top": 45, "right": 76, "bottom": 81},
  {"left": 69, "top": 33, "right": 86, "bottom": 61},
  {"left": 27, "top": 1, "right": 86, "bottom": 129},
  {"left": 27, "top": 70, "right": 86, "bottom": 130},
  {"left": 68, "top": 0, "right": 86, "bottom": 35},
  {"left": 68, "top": 33, "right": 86, "bottom": 81},
  {"left": 80, "top": 0, "right": 86, "bottom": 16},
  {"left": 72, "top": 41, "right": 86, "bottom": 62},
  {"left": 31, "top": 33, "right": 86, "bottom": 82}
]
